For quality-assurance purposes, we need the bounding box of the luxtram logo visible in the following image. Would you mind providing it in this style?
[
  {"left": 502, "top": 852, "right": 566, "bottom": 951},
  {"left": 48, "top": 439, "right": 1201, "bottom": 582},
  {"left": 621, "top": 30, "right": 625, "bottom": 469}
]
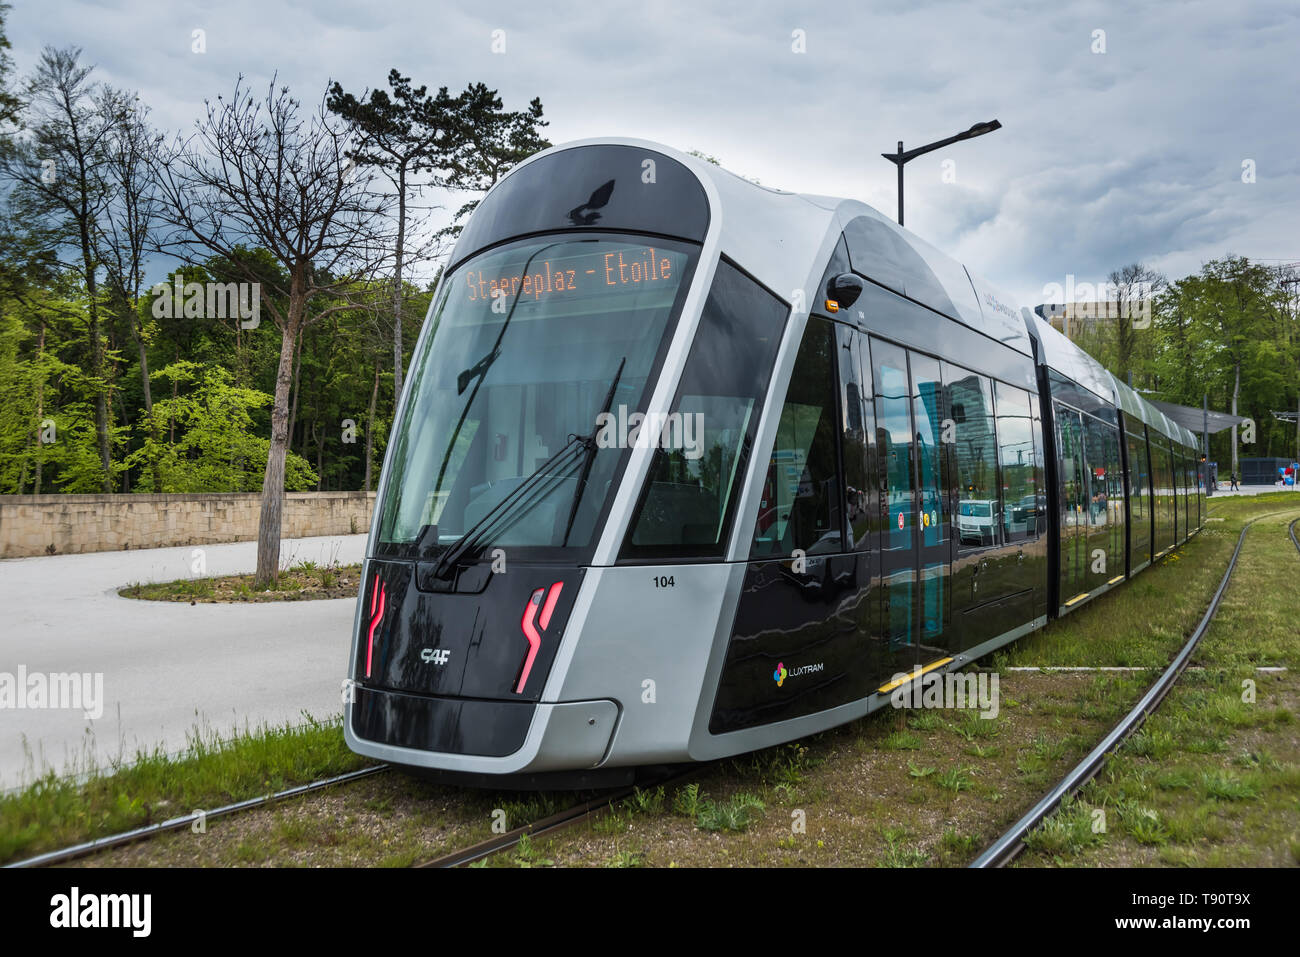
[{"left": 772, "top": 661, "right": 821, "bottom": 688}]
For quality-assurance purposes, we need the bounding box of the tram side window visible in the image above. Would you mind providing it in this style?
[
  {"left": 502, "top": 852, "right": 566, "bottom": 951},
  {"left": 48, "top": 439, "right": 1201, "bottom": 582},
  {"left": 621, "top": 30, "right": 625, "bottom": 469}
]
[
  {"left": 623, "top": 260, "right": 788, "bottom": 559},
  {"left": 994, "top": 382, "right": 1037, "bottom": 544},
  {"left": 1031, "top": 407, "right": 1047, "bottom": 535},
  {"left": 750, "top": 317, "right": 843, "bottom": 558},
  {"left": 1083, "top": 416, "right": 1112, "bottom": 531},
  {"left": 1125, "top": 431, "right": 1146, "bottom": 521},
  {"left": 837, "top": 324, "right": 872, "bottom": 550},
  {"left": 1056, "top": 403, "right": 1086, "bottom": 531},
  {"left": 946, "top": 365, "right": 999, "bottom": 550}
]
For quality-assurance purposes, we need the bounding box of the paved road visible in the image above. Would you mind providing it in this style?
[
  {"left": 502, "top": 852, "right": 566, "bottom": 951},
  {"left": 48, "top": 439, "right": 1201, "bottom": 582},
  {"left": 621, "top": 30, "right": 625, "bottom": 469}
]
[
  {"left": 0, "top": 535, "right": 366, "bottom": 791},
  {"left": 1207, "top": 484, "right": 1300, "bottom": 498}
]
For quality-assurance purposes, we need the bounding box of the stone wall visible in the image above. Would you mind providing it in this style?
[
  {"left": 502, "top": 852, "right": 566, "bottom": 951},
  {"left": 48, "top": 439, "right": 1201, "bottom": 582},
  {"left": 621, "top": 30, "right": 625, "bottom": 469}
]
[{"left": 0, "top": 491, "right": 376, "bottom": 559}]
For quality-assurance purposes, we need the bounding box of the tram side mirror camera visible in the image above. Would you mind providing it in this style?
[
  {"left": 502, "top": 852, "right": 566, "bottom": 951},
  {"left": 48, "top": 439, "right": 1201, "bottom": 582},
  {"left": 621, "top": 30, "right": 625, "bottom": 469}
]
[{"left": 826, "top": 272, "right": 864, "bottom": 311}]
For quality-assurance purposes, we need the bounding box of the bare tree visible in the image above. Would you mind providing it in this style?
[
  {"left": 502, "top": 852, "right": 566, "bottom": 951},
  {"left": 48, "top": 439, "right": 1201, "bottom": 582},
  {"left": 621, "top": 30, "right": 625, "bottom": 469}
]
[
  {"left": 1107, "top": 262, "right": 1165, "bottom": 387},
  {"left": 95, "top": 86, "right": 164, "bottom": 490},
  {"left": 154, "top": 77, "right": 394, "bottom": 585}
]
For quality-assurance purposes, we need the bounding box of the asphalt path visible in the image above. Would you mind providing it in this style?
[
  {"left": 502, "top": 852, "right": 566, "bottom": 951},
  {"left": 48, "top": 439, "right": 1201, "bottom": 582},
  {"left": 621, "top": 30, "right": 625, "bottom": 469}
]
[{"left": 0, "top": 534, "right": 366, "bottom": 791}]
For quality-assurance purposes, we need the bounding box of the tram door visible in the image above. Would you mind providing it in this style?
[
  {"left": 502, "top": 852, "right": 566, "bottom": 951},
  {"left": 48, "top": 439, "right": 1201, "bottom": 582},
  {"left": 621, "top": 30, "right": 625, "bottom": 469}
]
[
  {"left": 871, "top": 339, "right": 948, "bottom": 678},
  {"left": 910, "top": 353, "right": 949, "bottom": 661},
  {"left": 1055, "top": 405, "right": 1087, "bottom": 605}
]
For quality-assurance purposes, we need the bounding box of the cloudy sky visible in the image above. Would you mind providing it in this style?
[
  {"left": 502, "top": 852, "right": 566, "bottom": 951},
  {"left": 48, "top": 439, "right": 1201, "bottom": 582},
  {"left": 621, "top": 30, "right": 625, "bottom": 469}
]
[{"left": 9, "top": 0, "right": 1299, "bottom": 306}]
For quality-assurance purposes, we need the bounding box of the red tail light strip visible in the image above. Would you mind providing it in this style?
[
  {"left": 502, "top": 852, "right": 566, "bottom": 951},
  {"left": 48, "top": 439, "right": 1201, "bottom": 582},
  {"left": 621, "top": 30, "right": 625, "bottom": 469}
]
[
  {"left": 365, "top": 574, "right": 386, "bottom": 679},
  {"left": 517, "top": 588, "right": 545, "bottom": 693},
  {"left": 538, "top": 581, "right": 564, "bottom": 631},
  {"left": 516, "top": 581, "right": 564, "bottom": 694}
]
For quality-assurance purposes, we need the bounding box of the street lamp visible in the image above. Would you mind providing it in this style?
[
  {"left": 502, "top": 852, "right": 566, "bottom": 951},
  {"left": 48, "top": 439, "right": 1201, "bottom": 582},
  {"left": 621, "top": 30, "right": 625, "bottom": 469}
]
[{"left": 881, "top": 120, "right": 1002, "bottom": 227}]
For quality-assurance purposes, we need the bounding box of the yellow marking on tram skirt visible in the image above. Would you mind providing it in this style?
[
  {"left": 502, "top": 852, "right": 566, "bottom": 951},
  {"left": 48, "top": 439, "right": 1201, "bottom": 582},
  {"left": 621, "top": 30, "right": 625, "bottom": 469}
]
[
  {"left": 1064, "top": 592, "right": 1090, "bottom": 607},
  {"left": 1108, "top": 575, "right": 1124, "bottom": 585},
  {"left": 877, "top": 656, "right": 954, "bottom": 693}
]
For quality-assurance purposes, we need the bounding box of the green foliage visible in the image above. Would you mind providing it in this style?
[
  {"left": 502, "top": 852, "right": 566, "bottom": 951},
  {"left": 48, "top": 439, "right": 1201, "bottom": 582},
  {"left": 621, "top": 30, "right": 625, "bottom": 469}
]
[
  {"left": 125, "top": 361, "right": 317, "bottom": 492},
  {"left": 0, "top": 51, "right": 533, "bottom": 498},
  {"left": 696, "top": 792, "right": 765, "bottom": 832},
  {"left": 672, "top": 782, "right": 702, "bottom": 817},
  {"left": 1070, "top": 256, "right": 1300, "bottom": 463}
]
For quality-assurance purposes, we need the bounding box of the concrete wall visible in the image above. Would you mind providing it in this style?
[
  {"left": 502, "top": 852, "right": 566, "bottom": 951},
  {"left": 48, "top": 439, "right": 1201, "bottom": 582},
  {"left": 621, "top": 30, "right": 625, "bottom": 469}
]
[{"left": 0, "top": 491, "right": 376, "bottom": 559}]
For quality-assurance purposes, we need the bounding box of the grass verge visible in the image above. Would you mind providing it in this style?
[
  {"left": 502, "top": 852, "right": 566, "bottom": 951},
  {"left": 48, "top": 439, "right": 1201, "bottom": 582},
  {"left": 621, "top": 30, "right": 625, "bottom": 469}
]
[
  {"left": 1016, "top": 511, "right": 1300, "bottom": 866},
  {"left": 0, "top": 713, "right": 370, "bottom": 865},
  {"left": 477, "top": 498, "right": 1299, "bottom": 867},
  {"left": 119, "top": 560, "right": 362, "bottom": 602}
]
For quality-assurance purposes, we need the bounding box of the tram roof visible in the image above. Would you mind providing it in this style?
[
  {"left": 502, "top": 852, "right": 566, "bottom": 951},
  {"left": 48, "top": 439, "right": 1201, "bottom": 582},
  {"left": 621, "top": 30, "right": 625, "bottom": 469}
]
[{"left": 480, "top": 138, "right": 1202, "bottom": 449}]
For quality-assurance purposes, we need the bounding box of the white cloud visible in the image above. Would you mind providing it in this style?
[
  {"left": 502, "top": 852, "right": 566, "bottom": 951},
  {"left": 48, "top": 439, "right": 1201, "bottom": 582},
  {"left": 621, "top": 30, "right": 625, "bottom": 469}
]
[{"left": 8, "top": 0, "right": 1298, "bottom": 301}]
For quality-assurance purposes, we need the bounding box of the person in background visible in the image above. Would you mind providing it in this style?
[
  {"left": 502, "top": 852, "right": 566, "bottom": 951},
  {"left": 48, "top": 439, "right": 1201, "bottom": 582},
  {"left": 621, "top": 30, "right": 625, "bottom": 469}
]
[{"left": 1229, "top": 470, "right": 1239, "bottom": 491}]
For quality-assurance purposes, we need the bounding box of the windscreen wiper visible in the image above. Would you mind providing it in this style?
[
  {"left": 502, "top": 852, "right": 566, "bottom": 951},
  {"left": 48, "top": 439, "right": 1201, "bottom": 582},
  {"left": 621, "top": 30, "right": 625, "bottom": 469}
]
[
  {"left": 430, "top": 356, "right": 628, "bottom": 580},
  {"left": 561, "top": 356, "right": 625, "bottom": 545},
  {"left": 427, "top": 433, "right": 590, "bottom": 580}
]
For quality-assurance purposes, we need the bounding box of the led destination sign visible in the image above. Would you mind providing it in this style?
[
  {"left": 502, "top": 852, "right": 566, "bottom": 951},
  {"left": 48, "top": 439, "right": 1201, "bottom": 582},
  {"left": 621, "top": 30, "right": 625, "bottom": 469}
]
[{"left": 464, "top": 246, "right": 676, "bottom": 305}]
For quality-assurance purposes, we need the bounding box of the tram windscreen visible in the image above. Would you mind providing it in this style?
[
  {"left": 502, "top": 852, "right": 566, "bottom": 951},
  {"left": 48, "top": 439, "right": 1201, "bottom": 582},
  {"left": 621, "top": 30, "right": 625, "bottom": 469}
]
[{"left": 375, "top": 235, "right": 698, "bottom": 559}]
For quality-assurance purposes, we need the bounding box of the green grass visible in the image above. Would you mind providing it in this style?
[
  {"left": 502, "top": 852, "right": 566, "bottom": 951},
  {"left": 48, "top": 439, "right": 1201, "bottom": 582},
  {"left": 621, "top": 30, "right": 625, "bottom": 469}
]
[
  {"left": 672, "top": 782, "right": 702, "bottom": 817},
  {"left": 882, "top": 731, "right": 924, "bottom": 751},
  {"left": 878, "top": 826, "right": 928, "bottom": 867},
  {"left": 1198, "top": 770, "right": 1260, "bottom": 802},
  {"left": 1116, "top": 801, "right": 1170, "bottom": 846},
  {"left": 119, "top": 562, "right": 361, "bottom": 603},
  {"left": 1022, "top": 798, "right": 1105, "bottom": 858},
  {"left": 605, "top": 848, "right": 646, "bottom": 868},
  {"left": 696, "top": 792, "right": 766, "bottom": 832},
  {"left": 906, "top": 713, "right": 944, "bottom": 732},
  {"left": 949, "top": 710, "right": 1001, "bottom": 741},
  {"left": 512, "top": 833, "right": 554, "bottom": 867},
  {"left": 1016, "top": 507, "right": 1300, "bottom": 866},
  {"left": 0, "top": 713, "right": 369, "bottom": 865},
  {"left": 935, "top": 765, "right": 975, "bottom": 793}
]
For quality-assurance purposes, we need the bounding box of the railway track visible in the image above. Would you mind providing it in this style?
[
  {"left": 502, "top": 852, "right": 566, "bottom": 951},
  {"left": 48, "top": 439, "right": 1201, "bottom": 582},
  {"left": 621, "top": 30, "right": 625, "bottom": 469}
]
[
  {"left": 6, "top": 765, "right": 390, "bottom": 868},
  {"left": 10, "top": 753, "right": 693, "bottom": 870},
  {"left": 417, "top": 767, "right": 698, "bottom": 868},
  {"left": 14, "top": 511, "right": 1297, "bottom": 871},
  {"left": 971, "top": 509, "right": 1300, "bottom": 868}
]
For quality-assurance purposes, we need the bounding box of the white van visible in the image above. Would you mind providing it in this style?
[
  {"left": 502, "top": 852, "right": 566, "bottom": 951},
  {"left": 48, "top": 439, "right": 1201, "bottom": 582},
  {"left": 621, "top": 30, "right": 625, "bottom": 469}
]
[{"left": 958, "top": 499, "right": 999, "bottom": 546}]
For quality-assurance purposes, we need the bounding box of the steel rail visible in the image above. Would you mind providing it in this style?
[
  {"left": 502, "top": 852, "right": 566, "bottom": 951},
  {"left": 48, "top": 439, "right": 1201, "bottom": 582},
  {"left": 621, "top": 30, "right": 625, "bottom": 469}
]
[
  {"left": 7, "top": 764, "right": 389, "bottom": 868},
  {"left": 971, "top": 509, "right": 1300, "bottom": 868},
  {"left": 418, "top": 769, "right": 696, "bottom": 868}
]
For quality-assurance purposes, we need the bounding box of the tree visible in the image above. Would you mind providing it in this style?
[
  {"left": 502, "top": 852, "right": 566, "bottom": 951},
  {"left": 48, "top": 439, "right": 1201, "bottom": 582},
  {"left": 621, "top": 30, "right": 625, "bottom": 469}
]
[
  {"left": 442, "top": 82, "right": 550, "bottom": 235},
  {"left": 126, "top": 361, "right": 317, "bottom": 493},
  {"left": 1, "top": 47, "right": 118, "bottom": 491},
  {"left": 95, "top": 86, "right": 165, "bottom": 490},
  {"left": 1151, "top": 256, "right": 1294, "bottom": 469},
  {"left": 1107, "top": 262, "right": 1164, "bottom": 386},
  {"left": 153, "top": 77, "right": 394, "bottom": 584},
  {"left": 0, "top": 1, "right": 20, "bottom": 131},
  {"left": 326, "top": 70, "right": 457, "bottom": 400}
]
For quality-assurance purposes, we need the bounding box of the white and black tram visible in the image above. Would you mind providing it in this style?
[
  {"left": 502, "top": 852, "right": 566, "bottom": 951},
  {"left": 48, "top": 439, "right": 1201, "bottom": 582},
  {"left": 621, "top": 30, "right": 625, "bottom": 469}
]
[{"left": 344, "top": 138, "right": 1204, "bottom": 785}]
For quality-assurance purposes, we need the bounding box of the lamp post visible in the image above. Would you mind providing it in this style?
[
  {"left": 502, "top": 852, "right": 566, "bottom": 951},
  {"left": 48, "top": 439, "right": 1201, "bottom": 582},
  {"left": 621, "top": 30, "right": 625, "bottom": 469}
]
[{"left": 881, "top": 120, "right": 1002, "bottom": 227}]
